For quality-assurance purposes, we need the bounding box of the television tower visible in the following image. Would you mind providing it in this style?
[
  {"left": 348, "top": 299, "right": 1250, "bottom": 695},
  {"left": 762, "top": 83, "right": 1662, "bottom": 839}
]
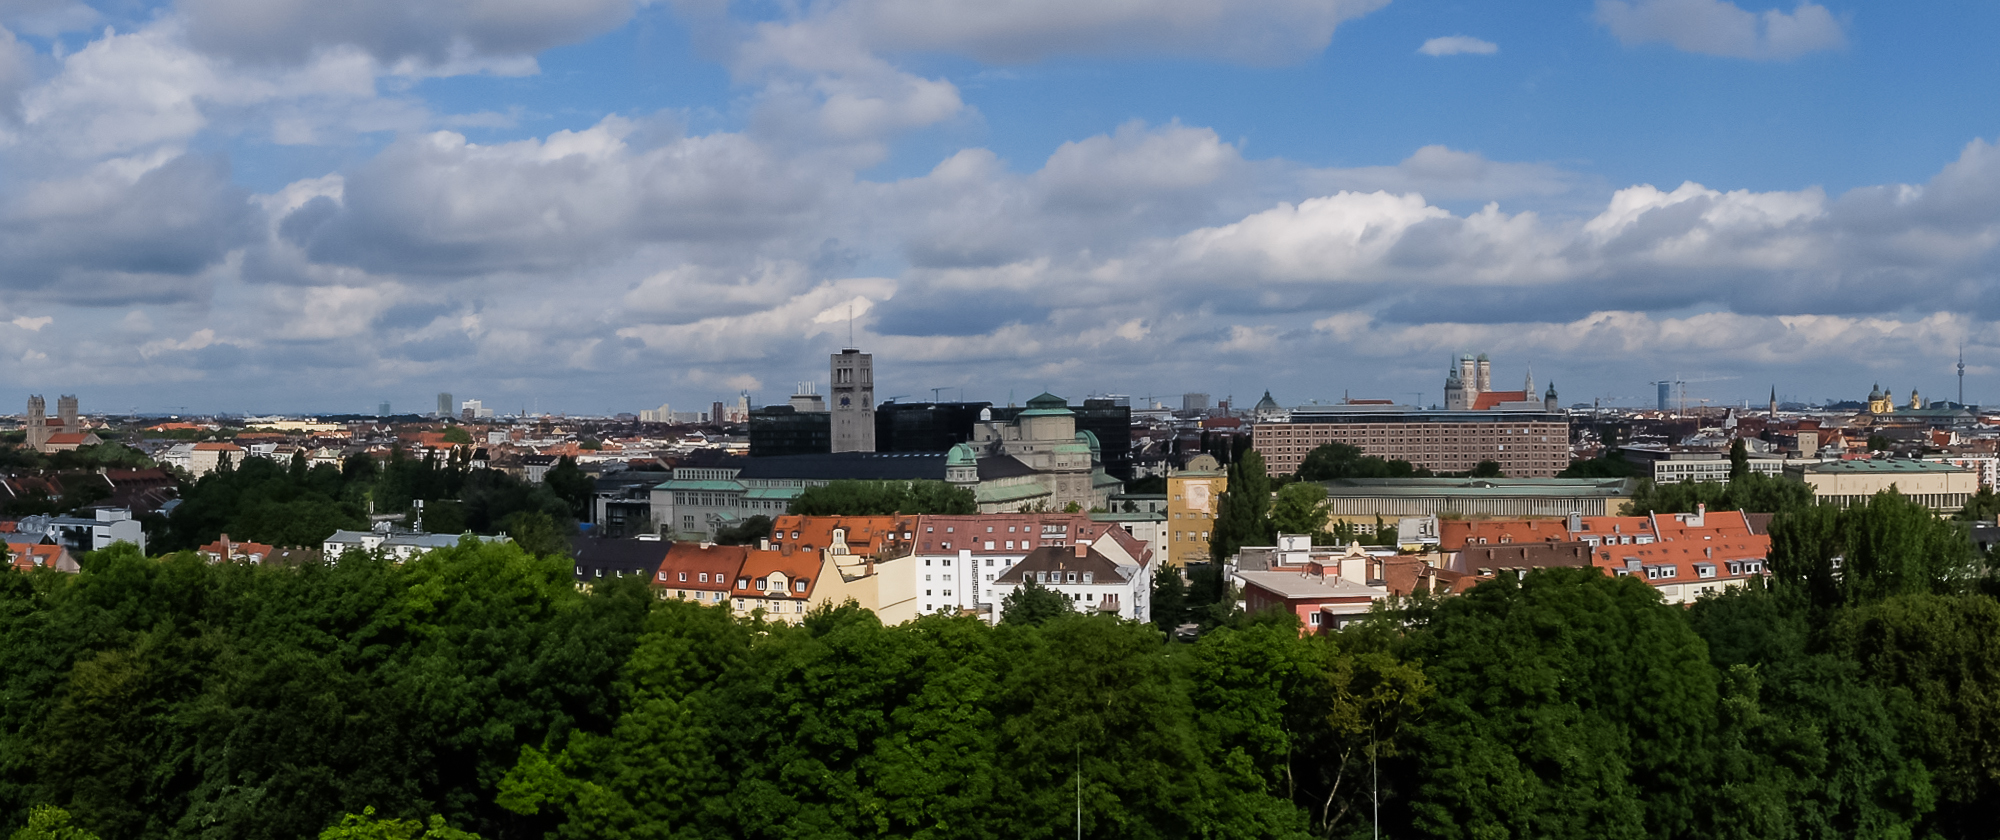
[{"left": 1959, "top": 344, "right": 1966, "bottom": 406}]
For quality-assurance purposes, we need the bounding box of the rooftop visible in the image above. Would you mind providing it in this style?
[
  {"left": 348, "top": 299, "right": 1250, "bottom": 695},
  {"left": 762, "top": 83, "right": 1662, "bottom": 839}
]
[
  {"left": 1803, "top": 459, "right": 1971, "bottom": 474},
  {"left": 1320, "top": 477, "right": 1639, "bottom": 498}
]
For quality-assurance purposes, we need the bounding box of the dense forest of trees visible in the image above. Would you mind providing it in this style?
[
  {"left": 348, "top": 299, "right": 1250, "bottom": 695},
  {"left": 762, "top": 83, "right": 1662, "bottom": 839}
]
[
  {"left": 3, "top": 487, "right": 1996, "bottom": 840},
  {"left": 151, "top": 451, "right": 589, "bottom": 556}
]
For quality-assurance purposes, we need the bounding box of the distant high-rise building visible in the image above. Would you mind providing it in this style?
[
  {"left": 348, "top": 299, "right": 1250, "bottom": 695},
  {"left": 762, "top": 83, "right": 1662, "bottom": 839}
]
[
  {"left": 1657, "top": 382, "right": 1671, "bottom": 412},
  {"left": 711, "top": 401, "right": 725, "bottom": 426},
  {"left": 830, "top": 348, "right": 875, "bottom": 452},
  {"left": 437, "top": 392, "right": 453, "bottom": 417},
  {"left": 378, "top": 401, "right": 392, "bottom": 416},
  {"left": 1182, "top": 393, "right": 1209, "bottom": 414},
  {"left": 640, "top": 402, "right": 672, "bottom": 422},
  {"left": 789, "top": 383, "right": 826, "bottom": 412}
]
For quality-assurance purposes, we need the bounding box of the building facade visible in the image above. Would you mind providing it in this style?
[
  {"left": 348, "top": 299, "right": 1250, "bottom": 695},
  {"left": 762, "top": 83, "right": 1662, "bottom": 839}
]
[
  {"left": 1165, "top": 455, "right": 1225, "bottom": 567},
  {"left": 1791, "top": 459, "right": 1977, "bottom": 511},
  {"left": 1254, "top": 405, "right": 1570, "bottom": 477},
  {"left": 830, "top": 348, "right": 876, "bottom": 453}
]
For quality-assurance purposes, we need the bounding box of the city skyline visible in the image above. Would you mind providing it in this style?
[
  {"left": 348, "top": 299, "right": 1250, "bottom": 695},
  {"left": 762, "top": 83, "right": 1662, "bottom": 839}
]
[{"left": 0, "top": 1, "right": 1996, "bottom": 411}]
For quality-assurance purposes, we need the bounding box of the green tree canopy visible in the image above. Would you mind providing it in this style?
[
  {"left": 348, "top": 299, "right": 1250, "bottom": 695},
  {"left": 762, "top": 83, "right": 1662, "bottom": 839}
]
[
  {"left": 788, "top": 480, "right": 976, "bottom": 516},
  {"left": 1212, "top": 450, "right": 1274, "bottom": 562},
  {"left": 1000, "top": 578, "right": 1072, "bottom": 625},
  {"left": 1269, "top": 481, "right": 1332, "bottom": 542}
]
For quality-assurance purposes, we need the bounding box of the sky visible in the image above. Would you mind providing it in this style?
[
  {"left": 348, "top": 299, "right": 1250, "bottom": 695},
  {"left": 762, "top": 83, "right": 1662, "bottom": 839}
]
[{"left": 1, "top": 0, "right": 1997, "bottom": 415}]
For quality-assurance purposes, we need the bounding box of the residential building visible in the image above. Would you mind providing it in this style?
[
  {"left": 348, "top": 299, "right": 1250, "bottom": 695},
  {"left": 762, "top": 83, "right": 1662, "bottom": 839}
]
[
  {"left": 521, "top": 454, "right": 557, "bottom": 483},
  {"left": 1930, "top": 455, "right": 2000, "bottom": 489},
  {"left": 322, "top": 529, "right": 511, "bottom": 562},
  {"left": 1166, "top": 454, "right": 1225, "bottom": 566},
  {"left": 907, "top": 513, "right": 1153, "bottom": 618},
  {"left": 6, "top": 542, "right": 78, "bottom": 573},
  {"left": 197, "top": 534, "right": 317, "bottom": 565},
  {"left": 639, "top": 402, "right": 673, "bottom": 423},
  {"left": 591, "top": 471, "right": 672, "bottom": 538},
  {"left": 732, "top": 545, "right": 825, "bottom": 623},
  {"left": 188, "top": 442, "right": 244, "bottom": 477},
  {"left": 1789, "top": 459, "right": 1976, "bottom": 512},
  {"left": 15, "top": 508, "right": 146, "bottom": 554},
  {"left": 571, "top": 537, "right": 671, "bottom": 587},
  {"left": 1235, "top": 538, "right": 1393, "bottom": 633},
  {"left": 989, "top": 540, "right": 1153, "bottom": 623},
  {"left": 830, "top": 348, "right": 876, "bottom": 453},
  {"left": 650, "top": 542, "right": 745, "bottom": 606},
  {"left": 1255, "top": 404, "right": 1570, "bottom": 477}
]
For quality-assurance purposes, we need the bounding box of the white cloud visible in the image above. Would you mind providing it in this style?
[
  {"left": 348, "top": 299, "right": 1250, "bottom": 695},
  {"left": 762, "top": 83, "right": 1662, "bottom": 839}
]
[
  {"left": 10, "top": 315, "right": 49, "bottom": 330},
  {"left": 1596, "top": 0, "right": 1845, "bottom": 60},
  {"left": 176, "top": 0, "right": 640, "bottom": 74},
  {"left": 1418, "top": 36, "right": 1497, "bottom": 56}
]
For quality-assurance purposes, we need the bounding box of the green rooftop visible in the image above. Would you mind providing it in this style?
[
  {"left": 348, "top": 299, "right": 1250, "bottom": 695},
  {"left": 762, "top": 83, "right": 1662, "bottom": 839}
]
[{"left": 1319, "top": 477, "right": 1639, "bottom": 498}]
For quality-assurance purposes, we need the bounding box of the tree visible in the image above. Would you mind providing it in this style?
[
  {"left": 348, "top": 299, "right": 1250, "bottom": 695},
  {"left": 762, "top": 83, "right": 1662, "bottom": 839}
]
[
  {"left": 440, "top": 427, "right": 474, "bottom": 445},
  {"left": 789, "top": 480, "right": 975, "bottom": 516},
  {"left": 713, "top": 515, "right": 773, "bottom": 546},
  {"left": 8, "top": 806, "right": 100, "bottom": 840},
  {"left": 319, "top": 808, "right": 480, "bottom": 840},
  {"left": 1468, "top": 459, "right": 1503, "bottom": 478},
  {"left": 1399, "top": 568, "right": 1720, "bottom": 840},
  {"left": 1728, "top": 438, "right": 1750, "bottom": 481},
  {"left": 1000, "top": 578, "right": 1072, "bottom": 625},
  {"left": 1295, "top": 443, "right": 1429, "bottom": 482},
  {"left": 1867, "top": 434, "right": 1891, "bottom": 452},
  {"left": 1769, "top": 489, "right": 1977, "bottom": 609},
  {"left": 1955, "top": 486, "right": 2000, "bottom": 522},
  {"left": 541, "top": 456, "right": 594, "bottom": 520},
  {"left": 1212, "top": 450, "right": 1273, "bottom": 562},
  {"left": 1151, "top": 567, "right": 1189, "bottom": 631},
  {"left": 1269, "top": 482, "right": 1332, "bottom": 542}
]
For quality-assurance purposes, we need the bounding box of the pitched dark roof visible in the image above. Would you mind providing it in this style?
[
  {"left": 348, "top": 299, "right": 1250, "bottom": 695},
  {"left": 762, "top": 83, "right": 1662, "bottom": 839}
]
[
  {"left": 994, "top": 544, "right": 1126, "bottom": 584},
  {"left": 975, "top": 454, "right": 1039, "bottom": 481},
  {"left": 570, "top": 538, "right": 671, "bottom": 577}
]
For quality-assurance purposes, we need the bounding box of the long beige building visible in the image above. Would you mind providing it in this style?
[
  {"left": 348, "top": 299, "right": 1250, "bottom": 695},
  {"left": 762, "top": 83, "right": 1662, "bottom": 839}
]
[
  {"left": 1254, "top": 405, "right": 1571, "bottom": 477},
  {"left": 1790, "top": 459, "right": 1976, "bottom": 512}
]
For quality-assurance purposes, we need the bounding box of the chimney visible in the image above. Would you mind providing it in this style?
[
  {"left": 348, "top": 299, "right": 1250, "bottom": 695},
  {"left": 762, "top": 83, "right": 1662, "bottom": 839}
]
[
  {"left": 1693, "top": 503, "right": 1706, "bottom": 527},
  {"left": 1074, "top": 540, "right": 1088, "bottom": 558},
  {"left": 759, "top": 538, "right": 771, "bottom": 551}
]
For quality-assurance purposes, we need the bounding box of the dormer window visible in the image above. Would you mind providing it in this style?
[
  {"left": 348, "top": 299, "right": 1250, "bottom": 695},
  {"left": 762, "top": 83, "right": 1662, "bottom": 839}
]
[
  {"left": 794, "top": 580, "right": 807, "bottom": 592},
  {"left": 737, "top": 577, "right": 750, "bottom": 588},
  {"left": 1082, "top": 572, "right": 1093, "bottom": 584},
  {"left": 755, "top": 579, "right": 768, "bottom": 591}
]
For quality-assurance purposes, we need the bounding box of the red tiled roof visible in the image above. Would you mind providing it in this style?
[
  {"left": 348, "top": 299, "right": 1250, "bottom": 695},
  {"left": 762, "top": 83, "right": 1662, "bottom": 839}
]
[
  {"left": 768, "top": 514, "right": 915, "bottom": 556},
  {"left": 735, "top": 547, "right": 821, "bottom": 599},
  {"left": 1470, "top": 391, "right": 1531, "bottom": 410},
  {"left": 1439, "top": 519, "right": 1573, "bottom": 551},
  {"left": 655, "top": 543, "right": 748, "bottom": 591}
]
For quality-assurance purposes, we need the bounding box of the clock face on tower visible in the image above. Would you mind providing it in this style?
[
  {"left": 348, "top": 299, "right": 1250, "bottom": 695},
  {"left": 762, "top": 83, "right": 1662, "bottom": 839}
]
[{"left": 840, "top": 396, "right": 852, "bottom": 407}]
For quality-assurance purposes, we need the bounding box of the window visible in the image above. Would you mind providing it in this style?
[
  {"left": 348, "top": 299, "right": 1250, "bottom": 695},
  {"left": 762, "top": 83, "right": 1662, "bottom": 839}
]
[
  {"left": 943, "top": 542, "right": 951, "bottom": 550},
  {"left": 1082, "top": 572, "right": 1093, "bottom": 584},
  {"left": 678, "top": 572, "right": 687, "bottom": 581},
  {"left": 927, "top": 526, "right": 934, "bottom": 533},
  {"left": 943, "top": 589, "right": 952, "bottom": 596},
  {"left": 792, "top": 531, "right": 800, "bottom": 539},
  {"left": 943, "top": 574, "right": 952, "bottom": 582},
  {"left": 1309, "top": 613, "right": 1322, "bottom": 626},
  {"left": 737, "top": 577, "right": 749, "bottom": 588},
  {"left": 987, "top": 526, "right": 994, "bottom": 533},
  {"left": 1023, "top": 540, "right": 1032, "bottom": 549},
  {"left": 985, "top": 558, "right": 993, "bottom": 566},
  {"left": 1067, "top": 572, "right": 1078, "bottom": 583},
  {"left": 986, "top": 541, "right": 995, "bottom": 550},
  {"left": 947, "top": 526, "right": 954, "bottom": 533},
  {"left": 925, "top": 558, "right": 932, "bottom": 566},
  {"left": 795, "top": 580, "right": 806, "bottom": 592},
  {"left": 658, "top": 572, "right": 667, "bottom": 581},
  {"left": 1005, "top": 540, "right": 1014, "bottom": 549},
  {"left": 756, "top": 579, "right": 768, "bottom": 591}
]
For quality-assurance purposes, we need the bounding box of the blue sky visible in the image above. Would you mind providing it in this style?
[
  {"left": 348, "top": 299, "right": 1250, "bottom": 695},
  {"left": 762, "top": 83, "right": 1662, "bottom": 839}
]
[{"left": 0, "top": 0, "right": 1996, "bottom": 414}]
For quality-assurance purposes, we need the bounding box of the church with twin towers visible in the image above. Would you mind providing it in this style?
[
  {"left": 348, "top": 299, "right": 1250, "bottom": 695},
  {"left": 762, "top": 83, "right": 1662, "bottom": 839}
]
[{"left": 1444, "top": 354, "right": 1559, "bottom": 412}]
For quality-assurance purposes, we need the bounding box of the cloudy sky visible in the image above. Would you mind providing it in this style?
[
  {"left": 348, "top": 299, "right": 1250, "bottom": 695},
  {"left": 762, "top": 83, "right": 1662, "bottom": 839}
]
[{"left": 0, "top": 0, "right": 1995, "bottom": 415}]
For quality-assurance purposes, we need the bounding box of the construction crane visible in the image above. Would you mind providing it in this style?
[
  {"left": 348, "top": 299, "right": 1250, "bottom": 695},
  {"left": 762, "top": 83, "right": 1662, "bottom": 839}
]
[{"left": 1651, "top": 375, "right": 1738, "bottom": 415}]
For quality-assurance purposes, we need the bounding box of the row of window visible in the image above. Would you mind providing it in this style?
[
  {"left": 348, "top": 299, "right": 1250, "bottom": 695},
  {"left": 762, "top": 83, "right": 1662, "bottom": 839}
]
[
  {"left": 657, "top": 570, "right": 809, "bottom": 594},
  {"left": 1033, "top": 570, "right": 1093, "bottom": 584}
]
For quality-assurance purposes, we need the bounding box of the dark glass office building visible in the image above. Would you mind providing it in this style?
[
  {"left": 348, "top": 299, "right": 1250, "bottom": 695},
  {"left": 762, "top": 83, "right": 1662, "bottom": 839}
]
[
  {"left": 748, "top": 406, "right": 831, "bottom": 457},
  {"left": 875, "top": 401, "right": 993, "bottom": 453}
]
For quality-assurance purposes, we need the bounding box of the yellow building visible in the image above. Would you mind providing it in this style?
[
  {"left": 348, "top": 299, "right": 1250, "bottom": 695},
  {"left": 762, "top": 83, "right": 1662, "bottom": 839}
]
[{"left": 1167, "top": 455, "right": 1226, "bottom": 566}]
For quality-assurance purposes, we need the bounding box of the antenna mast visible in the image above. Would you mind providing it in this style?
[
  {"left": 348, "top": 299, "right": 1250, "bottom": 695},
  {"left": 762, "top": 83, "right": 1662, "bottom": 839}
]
[{"left": 1960, "top": 343, "right": 1967, "bottom": 406}]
